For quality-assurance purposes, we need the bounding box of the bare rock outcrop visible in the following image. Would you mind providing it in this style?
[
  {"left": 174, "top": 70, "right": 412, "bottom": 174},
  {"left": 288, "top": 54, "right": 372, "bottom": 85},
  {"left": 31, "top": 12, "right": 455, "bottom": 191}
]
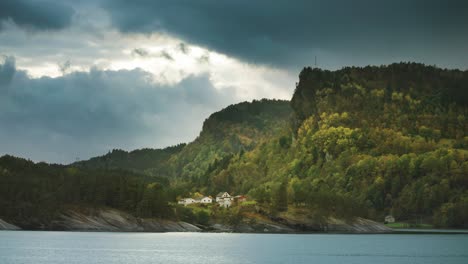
[
  {"left": 0, "top": 218, "right": 20, "bottom": 230},
  {"left": 277, "top": 215, "right": 392, "bottom": 233},
  {"left": 54, "top": 208, "right": 201, "bottom": 232},
  {"left": 325, "top": 217, "right": 392, "bottom": 233}
]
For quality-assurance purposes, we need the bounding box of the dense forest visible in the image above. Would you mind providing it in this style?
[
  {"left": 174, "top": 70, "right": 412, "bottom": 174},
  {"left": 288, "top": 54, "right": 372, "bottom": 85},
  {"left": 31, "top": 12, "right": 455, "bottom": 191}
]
[
  {"left": 1, "top": 63, "right": 467, "bottom": 228},
  {"left": 0, "top": 155, "right": 175, "bottom": 228}
]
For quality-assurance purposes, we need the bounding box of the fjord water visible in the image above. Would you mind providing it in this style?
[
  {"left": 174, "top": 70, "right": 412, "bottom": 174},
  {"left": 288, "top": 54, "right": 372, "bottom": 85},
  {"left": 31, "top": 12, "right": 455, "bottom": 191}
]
[{"left": 1, "top": 231, "right": 467, "bottom": 264}]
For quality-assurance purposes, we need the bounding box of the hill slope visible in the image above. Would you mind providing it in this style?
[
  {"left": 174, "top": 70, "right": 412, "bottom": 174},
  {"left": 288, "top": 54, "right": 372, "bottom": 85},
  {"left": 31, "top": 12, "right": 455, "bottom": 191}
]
[
  {"left": 201, "top": 63, "right": 468, "bottom": 227},
  {"left": 74, "top": 144, "right": 185, "bottom": 176},
  {"left": 0, "top": 99, "right": 293, "bottom": 228},
  {"left": 76, "top": 99, "right": 292, "bottom": 182}
]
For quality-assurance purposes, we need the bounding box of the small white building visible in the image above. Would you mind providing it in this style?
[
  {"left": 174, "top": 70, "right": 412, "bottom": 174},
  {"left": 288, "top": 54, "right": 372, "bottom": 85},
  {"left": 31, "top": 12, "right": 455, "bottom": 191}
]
[
  {"left": 200, "top": 196, "right": 213, "bottom": 204},
  {"left": 216, "top": 192, "right": 232, "bottom": 202},
  {"left": 385, "top": 215, "right": 395, "bottom": 223},
  {"left": 178, "top": 196, "right": 213, "bottom": 206},
  {"left": 178, "top": 198, "right": 196, "bottom": 206}
]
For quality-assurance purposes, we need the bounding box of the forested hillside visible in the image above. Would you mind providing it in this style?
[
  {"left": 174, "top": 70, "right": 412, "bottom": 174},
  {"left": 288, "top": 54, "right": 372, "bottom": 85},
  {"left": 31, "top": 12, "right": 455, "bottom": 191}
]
[
  {"left": 0, "top": 155, "right": 176, "bottom": 228},
  {"left": 1, "top": 63, "right": 467, "bottom": 229},
  {"left": 0, "top": 99, "right": 292, "bottom": 228},
  {"left": 76, "top": 99, "right": 291, "bottom": 178},
  {"left": 74, "top": 144, "right": 186, "bottom": 176},
  {"left": 190, "top": 63, "right": 467, "bottom": 227},
  {"left": 167, "top": 100, "right": 292, "bottom": 187}
]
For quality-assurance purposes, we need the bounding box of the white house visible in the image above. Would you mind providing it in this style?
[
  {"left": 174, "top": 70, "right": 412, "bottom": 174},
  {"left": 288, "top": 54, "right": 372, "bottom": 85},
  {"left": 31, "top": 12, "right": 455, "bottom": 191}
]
[
  {"left": 216, "top": 192, "right": 235, "bottom": 208},
  {"left": 178, "top": 196, "right": 213, "bottom": 206},
  {"left": 216, "top": 192, "right": 232, "bottom": 202},
  {"left": 385, "top": 215, "right": 395, "bottom": 223},
  {"left": 178, "top": 198, "right": 196, "bottom": 206},
  {"left": 200, "top": 196, "right": 213, "bottom": 204}
]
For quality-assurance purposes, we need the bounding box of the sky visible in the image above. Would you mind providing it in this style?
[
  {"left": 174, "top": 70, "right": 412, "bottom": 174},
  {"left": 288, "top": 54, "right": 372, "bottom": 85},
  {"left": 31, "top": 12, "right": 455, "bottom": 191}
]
[{"left": 0, "top": 0, "right": 467, "bottom": 163}]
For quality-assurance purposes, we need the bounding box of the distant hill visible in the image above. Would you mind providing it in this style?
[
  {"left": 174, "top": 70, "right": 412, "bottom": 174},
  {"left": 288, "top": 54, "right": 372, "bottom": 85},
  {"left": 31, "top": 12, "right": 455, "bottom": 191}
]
[
  {"left": 167, "top": 99, "right": 292, "bottom": 182},
  {"left": 74, "top": 99, "right": 292, "bottom": 180},
  {"left": 74, "top": 144, "right": 186, "bottom": 176}
]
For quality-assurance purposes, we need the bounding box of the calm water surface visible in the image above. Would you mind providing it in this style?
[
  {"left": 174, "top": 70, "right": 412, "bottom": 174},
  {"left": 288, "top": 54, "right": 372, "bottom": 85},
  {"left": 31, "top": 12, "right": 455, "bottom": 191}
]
[{"left": 1, "top": 231, "right": 467, "bottom": 264}]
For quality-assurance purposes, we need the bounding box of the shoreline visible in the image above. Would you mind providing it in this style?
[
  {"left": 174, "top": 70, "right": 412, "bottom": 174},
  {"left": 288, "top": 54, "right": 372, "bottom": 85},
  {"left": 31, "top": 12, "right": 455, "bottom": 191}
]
[
  {"left": 2, "top": 228, "right": 468, "bottom": 235},
  {"left": 3, "top": 209, "right": 467, "bottom": 235},
  {"left": 391, "top": 228, "right": 468, "bottom": 234}
]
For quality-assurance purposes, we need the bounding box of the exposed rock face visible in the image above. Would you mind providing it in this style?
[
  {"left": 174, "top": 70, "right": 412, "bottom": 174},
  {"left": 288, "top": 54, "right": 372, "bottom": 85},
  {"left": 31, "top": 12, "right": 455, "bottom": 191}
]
[
  {"left": 140, "top": 219, "right": 201, "bottom": 232},
  {"left": 274, "top": 215, "right": 392, "bottom": 233},
  {"left": 0, "top": 218, "right": 20, "bottom": 230},
  {"left": 53, "top": 208, "right": 390, "bottom": 233},
  {"left": 207, "top": 216, "right": 390, "bottom": 234},
  {"left": 3, "top": 207, "right": 390, "bottom": 233},
  {"left": 325, "top": 217, "right": 392, "bottom": 233},
  {"left": 53, "top": 208, "right": 201, "bottom": 232},
  {"left": 232, "top": 221, "right": 295, "bottom": 233}
]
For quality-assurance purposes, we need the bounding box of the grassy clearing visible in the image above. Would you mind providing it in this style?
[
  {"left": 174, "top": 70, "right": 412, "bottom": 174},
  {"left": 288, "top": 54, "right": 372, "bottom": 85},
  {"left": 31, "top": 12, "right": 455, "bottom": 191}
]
[{"left": 386, "top": 222, "right": 434, "bottom": 229}]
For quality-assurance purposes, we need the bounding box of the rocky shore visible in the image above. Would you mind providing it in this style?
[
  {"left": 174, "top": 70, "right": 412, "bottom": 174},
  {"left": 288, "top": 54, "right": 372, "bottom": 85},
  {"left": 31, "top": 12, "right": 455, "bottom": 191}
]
[
  {"left": 53, "top": 208, "right": 201, "bottom": 232},
  {"left": 0, "top": 218, "right": 20, "bottom": 230},
  {"left": 1, "top": 207, "right": 392, "bottom": 233}
]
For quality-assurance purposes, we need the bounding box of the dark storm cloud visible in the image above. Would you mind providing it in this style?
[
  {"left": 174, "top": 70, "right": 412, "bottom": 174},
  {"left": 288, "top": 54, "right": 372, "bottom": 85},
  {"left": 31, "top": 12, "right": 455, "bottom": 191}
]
[
  {"left": 0, "top": 56, "right": 16, "bottom": 86},
  {"left": 102, "top": 0, "right": 468, "bottom": 70},
  {"left": 0, "top": 58, "right": 235, "bottom": 163},
  {"left": 0, "top": 0, "right": 74, "bottom": 31}
]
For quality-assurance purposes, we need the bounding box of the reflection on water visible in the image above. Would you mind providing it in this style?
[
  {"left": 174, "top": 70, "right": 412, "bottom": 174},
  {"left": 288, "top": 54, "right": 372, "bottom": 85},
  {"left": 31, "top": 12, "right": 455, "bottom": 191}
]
[{"left": 1, "top": 231, "right": 468, "bottom": 264}]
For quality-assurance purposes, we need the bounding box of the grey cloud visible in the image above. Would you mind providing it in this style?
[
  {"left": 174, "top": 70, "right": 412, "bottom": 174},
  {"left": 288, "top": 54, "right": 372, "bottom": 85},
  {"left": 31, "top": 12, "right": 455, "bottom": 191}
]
[
  {"left": 160, "top": 50, "right": 173, "bottom": 61},
  {"left": 58, "top": 60, "right": 71, "bottom": 74},
  {"left": 0, "top": 56, "right": 16, "bottom": 86},
  {"left": 0, "top": 0, "right": 74, "bottom": 31},
  {"left": 178, "top": 43, "right": 189, "bottom": 54},
  {"left": 132, "top": 48, "right": 150, "bottom": 57},
  {"left": 198, "top": 53, "right": 210, "bottom": 64},
  {"left": 131, "top": 48, "right": 173, "bottom": 60},
  {"left": 0, "top": 57, "right": 236, "bottom": 163},
  {"left": 102, "top": 0, "right": 468, "bottom": 70}
]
